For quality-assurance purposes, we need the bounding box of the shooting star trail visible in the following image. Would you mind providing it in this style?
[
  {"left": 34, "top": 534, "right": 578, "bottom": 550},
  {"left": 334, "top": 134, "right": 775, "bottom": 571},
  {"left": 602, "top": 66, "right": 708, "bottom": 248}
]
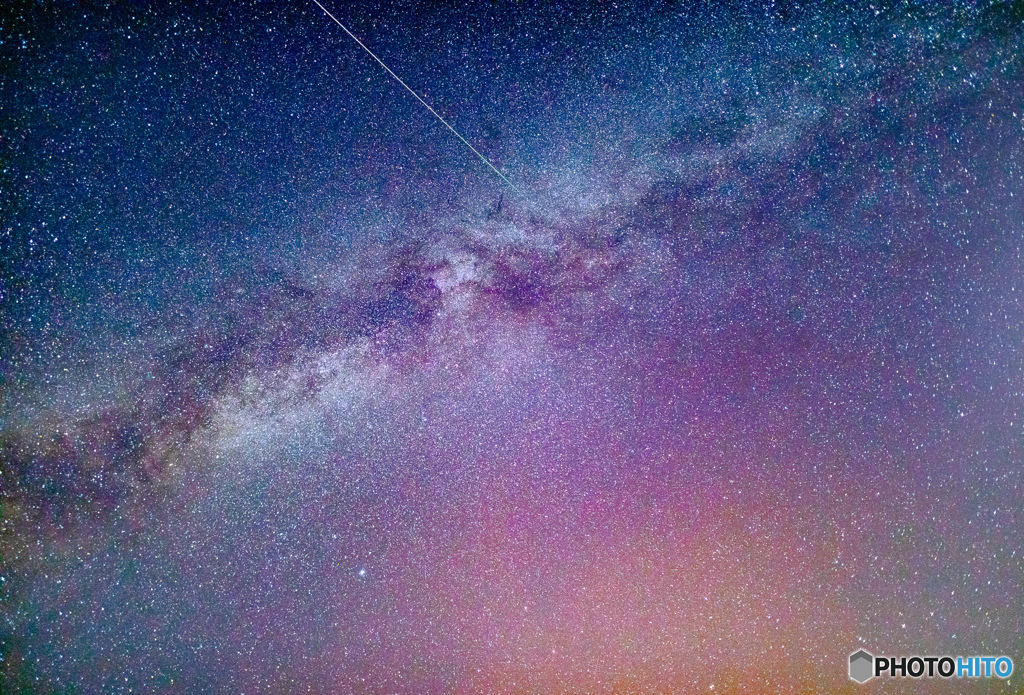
[{"left": 311, "top": 0, "right": 522, "bottom": 196}]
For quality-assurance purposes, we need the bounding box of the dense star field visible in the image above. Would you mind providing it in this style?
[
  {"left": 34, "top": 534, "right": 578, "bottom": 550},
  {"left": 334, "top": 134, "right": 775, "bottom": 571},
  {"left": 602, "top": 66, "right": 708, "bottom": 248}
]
[{"left": 2, "top": 0, "right": 1023, "bottom": 692}]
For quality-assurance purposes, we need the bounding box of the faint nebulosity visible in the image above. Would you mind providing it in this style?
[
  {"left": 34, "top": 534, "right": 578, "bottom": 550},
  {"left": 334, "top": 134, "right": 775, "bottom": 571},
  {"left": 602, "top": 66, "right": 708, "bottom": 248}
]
[{"left": 2, "top": 0, "right": 1023, "bottom": 692}]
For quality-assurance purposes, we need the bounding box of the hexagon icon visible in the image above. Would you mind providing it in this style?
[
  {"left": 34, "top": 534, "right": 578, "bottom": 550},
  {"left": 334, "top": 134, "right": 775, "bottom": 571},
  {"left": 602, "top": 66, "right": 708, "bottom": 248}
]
[{"left": 849, "top": 649, "right": 874, "bottom": 683}]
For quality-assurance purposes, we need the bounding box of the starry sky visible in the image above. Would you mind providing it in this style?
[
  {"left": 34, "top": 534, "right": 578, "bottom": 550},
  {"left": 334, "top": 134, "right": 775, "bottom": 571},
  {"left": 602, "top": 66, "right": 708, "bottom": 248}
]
[{"left": 2, "top": 0, "right": 1023, "bottom": 692}]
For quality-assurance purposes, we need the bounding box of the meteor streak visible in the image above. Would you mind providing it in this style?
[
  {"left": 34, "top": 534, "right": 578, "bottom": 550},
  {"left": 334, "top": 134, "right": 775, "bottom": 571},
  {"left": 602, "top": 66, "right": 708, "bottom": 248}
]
[{"left": 311, "top": 0, "right": 522, "bottom": 195}]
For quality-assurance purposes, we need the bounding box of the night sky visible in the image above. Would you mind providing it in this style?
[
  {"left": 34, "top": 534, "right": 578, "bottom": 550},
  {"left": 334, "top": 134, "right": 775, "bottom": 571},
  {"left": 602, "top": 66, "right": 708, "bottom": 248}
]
[{"left": 2, "top": 1, "right": 1023, "bottom": 692}]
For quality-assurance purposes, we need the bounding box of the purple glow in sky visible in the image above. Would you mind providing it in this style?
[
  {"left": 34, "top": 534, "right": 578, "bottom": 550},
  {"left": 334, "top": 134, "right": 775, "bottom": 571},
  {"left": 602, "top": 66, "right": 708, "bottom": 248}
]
[{"left": 2, "top": 1, "right": 1023, "bottom": 692}]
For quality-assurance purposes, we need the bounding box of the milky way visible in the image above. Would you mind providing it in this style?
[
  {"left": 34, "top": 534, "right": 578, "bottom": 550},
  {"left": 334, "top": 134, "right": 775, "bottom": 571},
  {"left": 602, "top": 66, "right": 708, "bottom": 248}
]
[{"left": 2, "top": 1, "right": 1023, "bottom": 692}]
